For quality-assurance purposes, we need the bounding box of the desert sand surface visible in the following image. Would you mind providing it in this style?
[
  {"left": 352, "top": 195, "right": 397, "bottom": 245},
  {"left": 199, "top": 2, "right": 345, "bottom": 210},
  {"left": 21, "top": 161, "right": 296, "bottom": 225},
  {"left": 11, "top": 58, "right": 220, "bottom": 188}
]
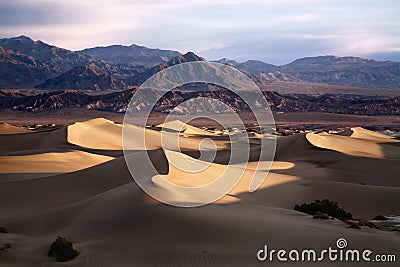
[
  {"left": 0, "top": 151, "right": 114, "bottom": 182},
  {"left": 0, "top": 118, "right": 399, "bottom": 266},
  {"left": 0, "top": 123, "right": 31, "bottom": 134}
]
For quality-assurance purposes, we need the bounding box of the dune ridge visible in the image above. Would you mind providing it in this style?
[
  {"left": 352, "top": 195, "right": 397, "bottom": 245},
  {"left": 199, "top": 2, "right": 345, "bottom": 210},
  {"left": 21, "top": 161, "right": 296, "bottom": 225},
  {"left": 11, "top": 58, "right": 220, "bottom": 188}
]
[
  {"left": 0, "top": 122, "right": 31, "bottom": 134},
  {"left": 306, "top": 131, "right": 400, "bottom": 159}
]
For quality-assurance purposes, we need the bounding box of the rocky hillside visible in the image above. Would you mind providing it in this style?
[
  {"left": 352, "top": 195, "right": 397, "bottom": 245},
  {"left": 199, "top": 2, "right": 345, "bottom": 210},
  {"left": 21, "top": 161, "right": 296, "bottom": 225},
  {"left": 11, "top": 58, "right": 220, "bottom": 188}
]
[
  {"left": 35, "top": 66, "right": 129, "bottom": 91},
  {"left": 281, "top": 56, "right": 400, "bottom": 88},
  {"left": 125, "top": 52, "right": 205, "bottom": 86},
  {"left": 1, "top": 89, "right": 398, "bottom": 116},
  {"left": 0, "top": 46, "right": 57, "bottom": 88},
  {"left": 0, "top": 36, "right": 167, "bottom": 89}
]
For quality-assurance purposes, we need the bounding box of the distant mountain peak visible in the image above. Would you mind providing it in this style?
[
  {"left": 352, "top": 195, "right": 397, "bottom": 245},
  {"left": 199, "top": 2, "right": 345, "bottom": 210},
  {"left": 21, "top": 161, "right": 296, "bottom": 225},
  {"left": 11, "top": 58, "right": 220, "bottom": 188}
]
[
  {"left": 184, "top": 51, "right": 201, "bottom": 58},
  {"left": 214, "top": 58, "right": 238, "bottom": 65},
  {"left": 286, "top": 55, "right": 375, "bottom": 66},
  {"left": 124, "top": 51, "right": 205, "bottom": 86},
  {"left": 169, "top": 52, "right": 204, "bottom": 63},
  {"left": 158, "top": 51, "right": 204, "bottom": 69},
  {"left": 79, "top": 44, "right": 181, "bottom": 65},
  {"left": 212, "top": 57, "right": 276, "bottom": 75},
  {"left": 9, "top": 35, "right": 34, "bottom": 43}
]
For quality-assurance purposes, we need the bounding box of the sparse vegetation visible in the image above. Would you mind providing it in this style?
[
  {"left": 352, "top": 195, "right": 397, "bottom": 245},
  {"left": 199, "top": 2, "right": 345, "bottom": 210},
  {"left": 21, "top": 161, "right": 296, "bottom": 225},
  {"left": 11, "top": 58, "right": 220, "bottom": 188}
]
[
  {"left": 312, "top": 212, "right": 334, "bottom": 220},
  {"left": 299, "top": 202, "right": 393, "bottom": 231},
  {"left": 358, "top": 219, "right": 380, "bottom": 229},
  {"left": 0, "top": 242, "right": 11, "bottom": 253},
  {"left": 294, "top": 199, "right": 353, "bottom": 221},
  {"left": 345, "top": 219, "right": 381, "bottom": 230},
  {"left": 48, "top": 236, "right": 79, "bottom": 262},
  {"left": 348, "top": 223, "right": 361, "bottom": 229},
  {"left": 373, "top": 215, "right": 388, "bottom": 221}
]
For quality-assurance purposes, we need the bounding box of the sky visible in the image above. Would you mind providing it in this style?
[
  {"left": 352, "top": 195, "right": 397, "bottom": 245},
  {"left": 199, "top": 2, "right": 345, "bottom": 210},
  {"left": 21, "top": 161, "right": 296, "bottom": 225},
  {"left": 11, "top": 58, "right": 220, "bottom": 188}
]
[{"left": 0, "top": 0, "right": 399, "bottom": 65}]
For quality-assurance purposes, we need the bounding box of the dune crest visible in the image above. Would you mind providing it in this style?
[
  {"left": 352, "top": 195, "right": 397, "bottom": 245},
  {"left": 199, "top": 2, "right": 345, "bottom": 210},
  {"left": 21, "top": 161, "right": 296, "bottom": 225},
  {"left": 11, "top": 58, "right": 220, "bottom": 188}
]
[
  {"left": 350, "top": 127, "right": 398, "bottom": 143},
  {"left": 306, "top": 131, "right": 400, "bottom": 159},
  {"left": 157, "top": 120, "right": 218, "bottom": 136},
  {"left": 68, "top": 118, "right": 123, "bottom": 149},
  {"left": 0, "top": 150, "right": 114, "bottom": 174}
]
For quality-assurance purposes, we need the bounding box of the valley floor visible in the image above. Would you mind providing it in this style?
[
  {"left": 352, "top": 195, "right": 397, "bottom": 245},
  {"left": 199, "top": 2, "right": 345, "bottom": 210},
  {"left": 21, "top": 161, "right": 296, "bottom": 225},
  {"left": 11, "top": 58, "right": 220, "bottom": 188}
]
[{"left": 1, "top": 110, "right": 399, "bottom": 131}]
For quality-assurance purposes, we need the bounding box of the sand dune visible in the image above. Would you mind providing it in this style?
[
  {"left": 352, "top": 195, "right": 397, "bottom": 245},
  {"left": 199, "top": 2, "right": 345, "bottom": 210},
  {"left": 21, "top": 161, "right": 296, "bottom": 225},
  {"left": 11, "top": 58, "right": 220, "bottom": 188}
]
[
  {"left": 0, "top": 119, "right": 399, "bottom": 266},
  {"left": 68, "top": 118, "right": 123, "bottom": 150},
  {"left": 68, "top": 118, "right": 228, "bottom": 152},
  {"left": 0, "top": 126, "right": 70, "bottom": 153},
  {"left": 0, "top": 150, "right": 113, "bottom": 174},
  {"left": 157, "top": 120, "right": 212, "bottom": 134},
  {"left": 0, "top": 123, "right": 31, "bottom": 134},
  {"left": 157, "top": 120, "right": 189, "bottom": 132},
  {"left": 306, "top": 132, "right": 400, "bottom": 159},
  {"left": 350, "top": 126, "right": 398, "bottom": 143}
]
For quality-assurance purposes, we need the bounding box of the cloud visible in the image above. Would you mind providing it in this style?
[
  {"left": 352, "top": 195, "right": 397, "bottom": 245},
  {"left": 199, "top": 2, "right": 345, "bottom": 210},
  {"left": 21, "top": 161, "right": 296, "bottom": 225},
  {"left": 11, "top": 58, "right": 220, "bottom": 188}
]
[
  {"left": 0, "top": 1, "right": 91, "bottom": 26},
  {"left": 0, "top": 0, "right": 399, "bottom": 64}
]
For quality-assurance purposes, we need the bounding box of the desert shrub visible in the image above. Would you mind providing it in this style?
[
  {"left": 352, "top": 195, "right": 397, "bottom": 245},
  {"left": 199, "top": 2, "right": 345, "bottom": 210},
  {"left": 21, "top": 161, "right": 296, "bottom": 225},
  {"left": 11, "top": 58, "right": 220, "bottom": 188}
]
[
  {"left": 0, "top": 226, "right": 8, "bottom": 233},
  {"left": 348, "top": 223, "right": 361, "bottom": 229},
  {"left": 48, "top": 236, "right": 79, "bottom": 262},
  {"left": 294, "top": 199, "right": 353, "bottom": 220},
  {"left": 312, "top": 212, "right": 333, "bottom": 220},
  {"left": 0, "top": 242, "right": 11, "bottom": 253},
  {"left": 358, "top": 219, "right": 380, "bottom": 229},
  {"left": 373, "top": 215, "right": 388, "bottom": 221}
]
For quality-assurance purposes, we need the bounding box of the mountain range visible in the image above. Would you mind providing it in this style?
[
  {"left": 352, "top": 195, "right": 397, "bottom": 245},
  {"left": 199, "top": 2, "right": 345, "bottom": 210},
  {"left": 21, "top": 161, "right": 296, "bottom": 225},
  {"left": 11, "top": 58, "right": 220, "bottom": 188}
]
[
  {"left": 79, "top": 44, "right": 181, "bottom": 65},
  {"left": 1, "top": 35, "right": 400, "bottom": 91},
  {"left": 215, "top": 56, "right": 400, "bottom": 89}
]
